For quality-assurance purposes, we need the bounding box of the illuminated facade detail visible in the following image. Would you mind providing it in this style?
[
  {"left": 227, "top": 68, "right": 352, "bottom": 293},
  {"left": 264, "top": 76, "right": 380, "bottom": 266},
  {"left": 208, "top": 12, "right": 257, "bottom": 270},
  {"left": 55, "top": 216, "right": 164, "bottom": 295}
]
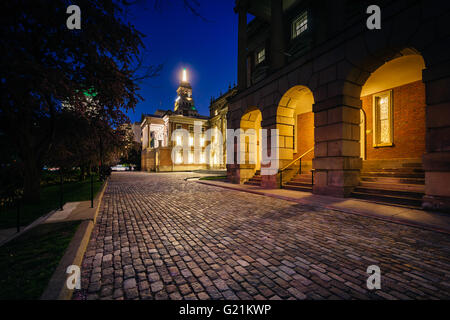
[{"left": 174, "top": 68, "right": 199, "bottom": 117}]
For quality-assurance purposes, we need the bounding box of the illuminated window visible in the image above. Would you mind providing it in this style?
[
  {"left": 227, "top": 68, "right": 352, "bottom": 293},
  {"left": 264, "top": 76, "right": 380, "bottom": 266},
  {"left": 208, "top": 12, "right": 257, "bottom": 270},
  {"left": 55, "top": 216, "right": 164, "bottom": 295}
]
[
  {"left": 188, "top": 152, "right": 194, "bottom": 164},
  {"left": 373, "top": 90, "right": 393, "bottom": 147},
  {"left": 256, "top": 48, "right": 265, "bottom": 65},
  {"left": 175, "top": 152, "right": 182, "bottom": 164},
  {"left": 200, "top": 137, "right": 205, "bottom": 147},
  {"left": 189, "top": 136, "right": 194, "bottom": 146},
  {"left": 176, "top": 135, "right": 182, "bottom": 146},
  {"left": 200, "top": 153, "right": 205, "bottom": 164},
  {"left": 292, "top": 12, "right": 308, "bottom": 39}
]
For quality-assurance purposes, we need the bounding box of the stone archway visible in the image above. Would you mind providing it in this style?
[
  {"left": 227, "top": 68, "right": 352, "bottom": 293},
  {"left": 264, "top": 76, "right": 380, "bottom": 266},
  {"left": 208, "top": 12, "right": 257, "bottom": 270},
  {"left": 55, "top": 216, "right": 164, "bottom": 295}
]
[
  {"left": 236, "top": 106, "right": 262, "bottom": 183},
  {"left": 360, "top": 53, "right": 426, "bottom": 168},
  {"left": 276, "top": 86, "right": 315, "bottom": 171}
]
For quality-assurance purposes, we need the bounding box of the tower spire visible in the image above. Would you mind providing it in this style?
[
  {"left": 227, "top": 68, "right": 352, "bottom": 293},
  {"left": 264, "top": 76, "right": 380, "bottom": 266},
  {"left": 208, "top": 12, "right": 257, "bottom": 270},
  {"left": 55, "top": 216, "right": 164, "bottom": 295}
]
[
  {"left": 182, "top": 68, "right": 187, "bottom": 82},
  {"left": 174, "top": 67, "right": 198, "bottom": 116}
]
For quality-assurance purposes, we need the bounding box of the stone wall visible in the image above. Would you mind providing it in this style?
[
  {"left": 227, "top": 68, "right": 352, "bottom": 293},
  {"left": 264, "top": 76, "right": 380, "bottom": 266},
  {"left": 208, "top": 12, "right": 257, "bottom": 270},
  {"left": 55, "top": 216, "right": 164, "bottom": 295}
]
[{"left": 228, "top": 0, "right": 450, "bottom": 210}]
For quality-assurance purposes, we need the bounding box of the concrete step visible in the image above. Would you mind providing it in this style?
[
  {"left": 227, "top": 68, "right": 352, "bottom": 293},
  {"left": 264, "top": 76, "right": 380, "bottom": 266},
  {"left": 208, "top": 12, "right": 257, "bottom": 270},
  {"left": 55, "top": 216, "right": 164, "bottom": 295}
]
[
  {"left": 285, "top": 181, "right": 313, "bottom": 188},
  {"left": 291, "top": 176, "right": 313, "bottom": 182},
  {"left": 360, "top": 176, "right": 425, "bottom": 185},
  {"left": 359, "top": 181, "right": 425, "bottom": 193},
  {"left": 351, "top": 191, "right": 423, "bottom": 208},
  {"left": 244, "top": 174, "right": 262, "bottom": 186},
  {"left": 361, "top": 167, "right": 424, "bottom": 173},
  {"left": 361, "top": 171, "right": 425, "bottom": 178},
  {"left": 283, "top": 185, "right": 313, "bottom": 192},
  {"left": 401, "top": 162, "right": 423, "bottom": 168},
  {"left": 354, "top": 186, "right": 424, "bottom": 199}
]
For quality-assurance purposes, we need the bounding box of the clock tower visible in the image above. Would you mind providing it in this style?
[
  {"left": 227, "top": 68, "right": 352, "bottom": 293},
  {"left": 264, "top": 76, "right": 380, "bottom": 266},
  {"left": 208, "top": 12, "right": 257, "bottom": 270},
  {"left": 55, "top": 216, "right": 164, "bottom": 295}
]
[{"left": 174, "top": 68, "right": 199, "bottom": 117}]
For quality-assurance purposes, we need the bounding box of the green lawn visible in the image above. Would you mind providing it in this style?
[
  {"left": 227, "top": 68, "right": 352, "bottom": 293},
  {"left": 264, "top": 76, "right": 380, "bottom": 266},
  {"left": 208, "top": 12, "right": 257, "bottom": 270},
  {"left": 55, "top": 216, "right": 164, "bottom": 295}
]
[
  {"left": 0, "top": 221, "right": 81, "bottom": 300},
  {"left": 199, "top": 176, "right": 228, "bottom": 181},
  {"left": 0, "top": 178, "right": 103, "bottom": 229}
]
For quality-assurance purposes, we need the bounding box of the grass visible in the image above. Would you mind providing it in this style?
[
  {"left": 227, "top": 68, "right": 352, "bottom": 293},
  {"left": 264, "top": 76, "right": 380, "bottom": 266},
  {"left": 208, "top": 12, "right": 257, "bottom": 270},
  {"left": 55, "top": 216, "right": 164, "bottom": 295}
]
[
  {"left": 0, "top": 177, "right": 103, "bottom": 229},
  {"left": 199, "top": 176, "right": 228, "bottom": 181},
  {"left": 0, "top": 221, "right": 81, "bottom": 300}
]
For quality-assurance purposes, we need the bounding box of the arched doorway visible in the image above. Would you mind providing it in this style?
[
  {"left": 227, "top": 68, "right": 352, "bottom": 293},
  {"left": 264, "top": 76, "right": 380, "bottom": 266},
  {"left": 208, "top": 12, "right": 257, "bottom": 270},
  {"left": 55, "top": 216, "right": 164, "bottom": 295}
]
[
  {"left": 276, "top": 86, "right": 315, "bottom": 190},
  {"left": 239, "top": 107, "right": 262, "bottom": 184},
  {"left": 354, "top": 52, "right": 427, "bottom": 207}
]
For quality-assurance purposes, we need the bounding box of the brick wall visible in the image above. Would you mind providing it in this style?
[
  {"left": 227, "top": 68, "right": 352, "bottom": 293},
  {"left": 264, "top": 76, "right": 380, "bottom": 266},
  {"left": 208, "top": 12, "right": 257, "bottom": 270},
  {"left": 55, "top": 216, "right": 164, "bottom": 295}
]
[{"left": 361, "top": 80, "right": 426, "bottom": 160}]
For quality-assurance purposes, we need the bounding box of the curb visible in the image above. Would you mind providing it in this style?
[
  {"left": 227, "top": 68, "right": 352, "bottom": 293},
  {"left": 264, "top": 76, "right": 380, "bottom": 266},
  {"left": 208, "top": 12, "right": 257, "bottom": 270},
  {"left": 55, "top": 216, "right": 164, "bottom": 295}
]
[
  {"left": 92, "top": 180, "right": 108, "bottom": 224},
  {"left": 40, "top": 179, "right": 108, "bottom": 300},
  {"left": 196, "top": 180, "right": 450, "bottom": 235}
]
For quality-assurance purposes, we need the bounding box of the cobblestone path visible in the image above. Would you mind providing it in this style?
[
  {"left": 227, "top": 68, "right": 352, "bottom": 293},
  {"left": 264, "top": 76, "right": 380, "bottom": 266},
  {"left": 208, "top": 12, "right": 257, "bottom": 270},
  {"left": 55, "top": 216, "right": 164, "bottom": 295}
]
[{"left": 75, "top": 172, "right": 450, "bottom": 300}]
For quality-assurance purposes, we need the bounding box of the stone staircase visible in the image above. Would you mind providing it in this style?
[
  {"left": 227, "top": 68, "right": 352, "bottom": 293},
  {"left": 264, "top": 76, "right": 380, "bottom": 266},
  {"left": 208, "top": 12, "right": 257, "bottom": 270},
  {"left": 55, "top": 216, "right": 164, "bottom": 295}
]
[
  {"left": 351, "top": 162, "right": 425, "bottom": 208},
  {"left": 244, "top": 171, "right": 262, "bottom": 186},
  {"left": 283, "top": 172, "right": 313, "bottom": 192}
]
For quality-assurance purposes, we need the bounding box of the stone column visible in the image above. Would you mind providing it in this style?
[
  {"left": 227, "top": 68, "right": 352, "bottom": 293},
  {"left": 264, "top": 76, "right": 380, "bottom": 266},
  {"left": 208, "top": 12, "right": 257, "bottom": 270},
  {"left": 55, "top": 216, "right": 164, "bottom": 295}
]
[
  {"left": 270, "top": 0, "right": 285, "bottom": 71},
  {"left": 422, "top": 64, "right": 450, "bottom": 212},
  {"left": 236, "top": 1, "right": 247, "bottom": 92},
  {"left": 313, "top": 91, "right": 362, "bottom": 197}
]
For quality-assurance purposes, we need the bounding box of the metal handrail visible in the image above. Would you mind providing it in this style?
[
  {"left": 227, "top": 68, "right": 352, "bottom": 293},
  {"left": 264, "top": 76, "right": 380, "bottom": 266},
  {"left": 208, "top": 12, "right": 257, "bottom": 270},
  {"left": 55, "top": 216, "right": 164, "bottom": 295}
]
[
  {"left": 279, "top": 147, "right": 314, "bottom": 189},
  {"left": 279, "top": 147, "right": 314, "bottom": 173}
]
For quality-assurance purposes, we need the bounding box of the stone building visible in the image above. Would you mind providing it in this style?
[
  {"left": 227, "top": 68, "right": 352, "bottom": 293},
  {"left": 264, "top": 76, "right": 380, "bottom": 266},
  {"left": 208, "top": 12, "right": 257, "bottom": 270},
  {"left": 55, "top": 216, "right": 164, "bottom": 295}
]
[
  {"left": 228, "top": 0, "right": 450, "bottom": 211},
  {"left": 209, "top": 86, "right": 238, "bottom": 169},
  {"left": 141, "top": 70, "right": 235, "bottom": 172},
  {"left": 141, "top": 69, "right": 209, "bottom": 172}
]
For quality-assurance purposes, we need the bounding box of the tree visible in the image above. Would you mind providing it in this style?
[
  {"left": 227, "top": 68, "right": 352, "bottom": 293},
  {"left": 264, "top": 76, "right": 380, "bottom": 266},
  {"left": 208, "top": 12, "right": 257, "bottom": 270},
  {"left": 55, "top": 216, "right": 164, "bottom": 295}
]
[
  {"left": 0, "top": 0, "right": 146, "bottom": 202},
  {"left": 119, "top": 123, "right": 142, "bottom": 170}
]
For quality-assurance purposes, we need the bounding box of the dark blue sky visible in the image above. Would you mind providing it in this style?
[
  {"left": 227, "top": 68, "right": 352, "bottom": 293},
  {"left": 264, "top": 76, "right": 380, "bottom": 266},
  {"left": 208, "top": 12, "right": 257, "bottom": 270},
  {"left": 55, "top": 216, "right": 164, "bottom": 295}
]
[{"left": 126, "top": 1, "right": 238, "bottom": 123}]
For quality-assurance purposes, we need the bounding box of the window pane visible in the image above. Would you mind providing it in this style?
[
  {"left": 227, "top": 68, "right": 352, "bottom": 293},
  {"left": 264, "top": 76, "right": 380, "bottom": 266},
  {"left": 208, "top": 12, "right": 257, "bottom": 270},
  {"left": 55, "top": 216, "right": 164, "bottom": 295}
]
[
  {"left": 379, "top": 97, "right": 389, "bottom": 120},
  {"left": 380, "top": 119, "right": 390, "bottom": 144},
  {"left": 292, "top": 12, "right": 308, "bottom": 38},
  {"left": 256, "top": 48, "right": 265, "bottom": 64},
  {"left": 374, "top": 92, "right": 392, "bottom": 146}
]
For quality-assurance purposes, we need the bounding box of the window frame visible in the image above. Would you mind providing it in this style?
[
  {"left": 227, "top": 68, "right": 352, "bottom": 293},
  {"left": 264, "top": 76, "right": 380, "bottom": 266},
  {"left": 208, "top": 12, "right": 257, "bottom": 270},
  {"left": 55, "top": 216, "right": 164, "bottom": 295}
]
[
  {"left": 372, "top": 90, "right": 394, "bottom": 148},
  {"left": 255, "top": 47, "right": 265, "bottom": 65},
  {"left": 292, "top": 11, "right": 308, "bottom": 39}
]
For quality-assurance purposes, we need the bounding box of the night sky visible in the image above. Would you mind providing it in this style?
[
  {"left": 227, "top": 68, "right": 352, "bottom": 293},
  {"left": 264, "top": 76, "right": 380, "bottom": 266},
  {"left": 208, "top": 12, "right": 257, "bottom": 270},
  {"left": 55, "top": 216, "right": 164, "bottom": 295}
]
[{"left": 125, "top": 1, "right": 238, "bottom": 123}]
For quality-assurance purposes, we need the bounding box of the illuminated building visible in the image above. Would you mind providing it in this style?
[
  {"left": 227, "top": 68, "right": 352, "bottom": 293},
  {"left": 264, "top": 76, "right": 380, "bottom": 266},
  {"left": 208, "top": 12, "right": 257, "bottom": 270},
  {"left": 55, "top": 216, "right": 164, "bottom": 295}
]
[{"left": 228, "top": 0, "right": 450, "bottom": 211}]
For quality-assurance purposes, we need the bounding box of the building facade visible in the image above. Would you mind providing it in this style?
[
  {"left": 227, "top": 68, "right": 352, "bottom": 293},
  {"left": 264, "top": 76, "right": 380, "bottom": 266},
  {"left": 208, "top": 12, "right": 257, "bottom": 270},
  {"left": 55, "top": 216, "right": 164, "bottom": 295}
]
[
  {"left": 228, "top": 0, "right": 450, "bottom": 211},
  {"left": 209, "top": 86, "right": 238, "bottom": 170},
  {"left": 141, "top": 70, "right": 235, "bottom": 172}
]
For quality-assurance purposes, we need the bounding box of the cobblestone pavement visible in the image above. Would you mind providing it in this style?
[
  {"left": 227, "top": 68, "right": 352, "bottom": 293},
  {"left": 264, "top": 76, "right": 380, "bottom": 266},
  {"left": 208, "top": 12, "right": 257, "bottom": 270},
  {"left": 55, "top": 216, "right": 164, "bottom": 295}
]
[{"left": 74, "top": 172, "right": 450, "bottom": 300}]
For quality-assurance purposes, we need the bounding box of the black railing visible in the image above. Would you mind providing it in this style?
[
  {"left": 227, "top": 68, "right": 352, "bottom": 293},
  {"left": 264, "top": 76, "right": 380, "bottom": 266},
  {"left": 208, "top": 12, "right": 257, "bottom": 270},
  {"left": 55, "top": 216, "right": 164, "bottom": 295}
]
[{"left": 278, "top": 147, "right": 314, "bottom": 189}]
